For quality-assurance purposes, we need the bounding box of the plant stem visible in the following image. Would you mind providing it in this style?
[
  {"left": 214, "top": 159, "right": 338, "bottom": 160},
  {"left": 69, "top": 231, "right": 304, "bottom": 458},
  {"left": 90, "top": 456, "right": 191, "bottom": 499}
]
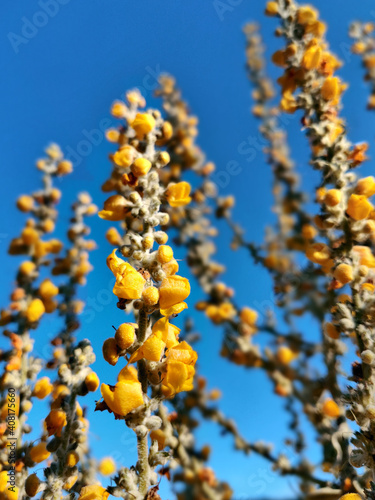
[{"left": 136, "top": 430, "right": 150, "bottom": 498}]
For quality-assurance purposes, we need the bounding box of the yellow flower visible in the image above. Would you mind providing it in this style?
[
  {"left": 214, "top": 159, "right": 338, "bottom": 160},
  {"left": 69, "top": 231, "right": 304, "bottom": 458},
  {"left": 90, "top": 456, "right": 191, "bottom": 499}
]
[
  {"left": 33, "top": 377, "right": 53, "bottom": 399},
  {"left": 356, "top": 176, "right": 375, "bottom": 197},
  {"left": 333, "top": 263, "right": 353, "bottom": 285},
  {"left": 240, "top": 307, "right": 258, "bottom": 326},
  {"left": 150, "top": 429, "right": 166, "bottom": 450},
  {"left": 113, "top": 145, "right": 134, "bottom": 168},
  {"left": 353, "top": 245, "right": 375, "bottom": 267},
  {"left": 85, "top": 372, "right": 100, "bottom": 392},
  {"left": 131, "top": 158, "right": 152, "bottom": 177},
  {"left": 297, "top": 6, "right": 318, "bottom": 25},
  {"left": 78, "top": 485, "right": 109, "bottom": 500},
  {"left": 302, "top": 224, "right": 317, "bottom": 240},
  {"left": 66, "top": 451, "right": 80, "bottom": 467},
  {"left": 276, "top": 346, "right": 296, "bottom": 365},
  {"left": 159, "top": 275, "right": 190, "bottom": 309},
  {"left": 19, "top": 261, "right": 36, "bottom": 275},
  {"left": 305, "top": 243, "right": 331, "bottom": 265},
  {"left": 302, "top": 45, "right": 322, "bottom": 70},
  {"left": 115, "top": 323, "right": 135, "bottom": 350},
  {"left": 102, "top": 338, "right": 119, "bottom": 366},
  {"left": 161, "top": 341, "right": 197, "bottom": 397},
  {"left": 280, "top": 91, "right": 298, "bottom": 114},
  {"left": 206, "top": 302, "right": 236, "bottom": 324},
  {"left": 39, "top": 279, "right": 59, "bottom": 300},
  {"left": 322, "top": 399, "right": 340, "bottom": 418},
  {"left": 165, "top": 182, "right": 192, "bottom": 207},
  {"left": 99, "top": 457, "right": 116, "bottom": 476},
  {"left": 26, "top": 298, "right": 45, "bottom": 323},
  {"left": 21, "top": 227, "right": 39, "bottom": 245},
  {"left": 45, "top": 409, "right": 67, "bottom": 436},
  {"left": 272, "top": 50, "right": 287, "bottom": 68},
  {"left": 129, "top": 317, "right": 180, "bottom": 363},
  {"left": 157, "top": 245, "right": 174, "bottom": 264},
  {"left": 265, "top": 1, "right": 278, "bottom": 16},
  {"left": 321, "top": 76, "right": 341, "bottom": 101},
  {"left": 339, "top": 495, "right": 362, "bottom": 500},
  {"left": 105, "top": 227, "right": 122, "bottom": 246},
  {"left": 131, "top": 112, "right": 156, "bottom": 138},
  {"left": 162, "top": 258, "right": 179, "bottom": 276},
  {"left": 105, "top": 128, "right": 120, "bottom": 142},
  {"left": 98, "top": 195, "right": 129, "bottom": 221},
  {"left": 347, "top": 194, "right": 373, "bottom": 220},
  {"left": 107, "top": 250, "right": 146, "bottom": 300},
  {"left": 110, "top": 100, "right": 127, "bottom": 118},
  {"left": 324, "top": 189, "right": 341, "bottom": 207},
  {"left": 160, "top": 301, "right": 188, "bottom": 317},
  {"left": 25, "top": 473, "right": 40, "bottom": 497},
  {"left": 101, "top": 366, "right": 144, "bottom": 417},
  {"left": 17, "top": 195, "right": 34, "bottom": 212},
  {"left": 142, "top": 286, "right": 160, "bottom": 306},
  {"left": 30, "top": 442, "right": 51, "bottom": 463},
  {"left": 57, "top": 160, "right": 73, "bottom": 176}
]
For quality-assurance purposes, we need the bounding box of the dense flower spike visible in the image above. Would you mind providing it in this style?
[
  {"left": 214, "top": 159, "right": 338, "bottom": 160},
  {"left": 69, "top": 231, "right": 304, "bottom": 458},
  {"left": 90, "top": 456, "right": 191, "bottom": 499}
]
[
  {"left": 0, "top": 145, "right": 72, "bottom": 496},
  {"left": 97, "top": 89, "right": 197, "bottom": 499}
]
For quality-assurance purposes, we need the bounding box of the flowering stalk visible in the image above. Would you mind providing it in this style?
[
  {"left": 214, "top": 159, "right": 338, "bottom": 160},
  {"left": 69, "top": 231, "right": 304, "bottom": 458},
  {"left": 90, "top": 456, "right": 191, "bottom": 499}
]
[
  {"left": 23, "top": 193, "right": 98, "bottom": 499},
  {"left": 0, "top": 144, "right": 72, "bottom": 497},
  {"left": 266, "top": 0, "right": 375, "bottom": 492},
  {"left": 92, "top": 90, "right": 197, "bottom": 500}
]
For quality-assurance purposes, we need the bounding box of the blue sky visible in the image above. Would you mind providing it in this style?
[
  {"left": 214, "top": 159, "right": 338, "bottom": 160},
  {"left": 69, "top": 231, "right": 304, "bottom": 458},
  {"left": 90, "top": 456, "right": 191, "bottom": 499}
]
[{"left": 2, "top": 0, "right": 375, "bottom": 497}]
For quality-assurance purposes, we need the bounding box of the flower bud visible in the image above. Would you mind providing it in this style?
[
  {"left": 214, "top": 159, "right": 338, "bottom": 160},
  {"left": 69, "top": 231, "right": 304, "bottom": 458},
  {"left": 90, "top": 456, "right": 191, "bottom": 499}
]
[
  {"left": 102, "top": 338, "right": 119, "bottom": 366},
  {"left": 115, "top": 323, "right": 135, "bottom": 350}
]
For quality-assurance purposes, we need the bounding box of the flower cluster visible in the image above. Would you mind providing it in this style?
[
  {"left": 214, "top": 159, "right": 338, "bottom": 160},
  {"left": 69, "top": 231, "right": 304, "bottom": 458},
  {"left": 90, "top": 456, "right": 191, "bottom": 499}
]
[{"left": 93, "top": 90, "right": 198, "bottom": 499}]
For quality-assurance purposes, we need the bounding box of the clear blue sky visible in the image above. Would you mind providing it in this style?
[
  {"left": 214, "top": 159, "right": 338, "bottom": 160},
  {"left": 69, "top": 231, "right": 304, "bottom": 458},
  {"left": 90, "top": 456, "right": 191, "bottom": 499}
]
[{"left": 2, "top": 1, "right": 375, "bottom": 497}]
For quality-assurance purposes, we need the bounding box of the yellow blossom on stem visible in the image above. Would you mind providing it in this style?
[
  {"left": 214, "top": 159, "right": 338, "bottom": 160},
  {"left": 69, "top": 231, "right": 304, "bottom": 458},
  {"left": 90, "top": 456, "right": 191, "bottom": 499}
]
[
  {"left": 157, "top": 245, "right": 174, "bottom": 264},
  {"left": 131, "top": 112, "right": 156, "bottom": 138},
  {"left": 321, "top": 76, "right": 341, "bottom": 101},
  {"left": 100, "top": 366, "right": 144, "bottom": 417},
  {"left": 98, "top": 195, "right": 129, "bottom": 221},
  {"left": 78, "top": 485, "right": 109, "bottom": 500},
  {"left": 45, "top": 409, "right": 67, "bottom": 436},
  {"left": 30, "top": 441, "right": 51, "bottom": 463},
  {"left": 25, "top": 474, "right": 40, "bottom": 497},
  {"left": 26, "top": 298, "right": 45, "bottom": 323},
  {"left": 306, "top": 243, "right": 332, "bottom": 266},
  {"left": 99, "top": 457, "right": 116, "bottom": 476},
  {"left": 115, "top": 323, "right": 135, "bottom": 350},
  {"left": 131, "top": 158, "right": 152, "bottom": 177},
  {"left": 107, "top": 249, "right": 146, "bottom": 299},
  {"left": 160, "top": 301, "right": 187, "bottom": 317},
  {"left": 322, "top": 399, "right": 341, "bottom": 418},
  {"left": 85, "top": 372, "right": 100, "bottom": 392},
  {"left": 102, "top": 338, "right": 119, "bottom": 366},
  {"left": 265, "top": 1, "right": 278, "bottom": 16},
  {"left": 324, "top": 189, "right": 341, "bottom": 207},
  {"left": 129, "top": 317, "right": 180, "bottom": 363},
  {"left": 347, "top": 194, "right": 373, "bottom": 220},
  {"left": 159, "top": 275, "right": 190, "bottom": 309},
  {"left": 356, "top": 176, "right": 375, "bottom": 197},
  {"left": 302, "top": 44, "right": 322, "bottom": 70},
  {"left": 39, "top": 279, "right": 59, "bottom": 299},
  {"left": 33, "top": 377, "right": 53, "bottom": 399},
  {"left": 113, "top": 145, "right": 134, "bottom": 168},
  {"left": 142, "top": 286, "right": 160, "bottom": 306},
  {"left": 161, "top": 341, "right": 198, "bottom": 397},
  {"left": 165, "top": 181, "right": 192, "bottom": 207},
  {"left": 333, "top": 263, "right": 353, "bottom": 285}
]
